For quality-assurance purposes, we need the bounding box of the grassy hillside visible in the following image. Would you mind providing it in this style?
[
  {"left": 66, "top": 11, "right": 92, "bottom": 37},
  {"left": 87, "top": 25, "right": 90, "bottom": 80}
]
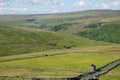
[
  {"left": 0, "top": 25, "right": 78, "bottom": 56},
  {"left": 78, "top": 22, "right": 120, "bottom": 44},
  {"left": 0, "top": 25, "right": 113, "bottom": 57}
]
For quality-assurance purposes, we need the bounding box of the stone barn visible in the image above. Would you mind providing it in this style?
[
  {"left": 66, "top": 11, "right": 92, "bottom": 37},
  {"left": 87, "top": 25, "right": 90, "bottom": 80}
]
[{"left": 88, "top": 64, "right": 96, "bottom": 73}]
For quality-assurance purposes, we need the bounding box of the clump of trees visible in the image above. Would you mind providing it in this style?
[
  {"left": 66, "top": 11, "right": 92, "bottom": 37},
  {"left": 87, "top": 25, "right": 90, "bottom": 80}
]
[
  {"left": 26, "top": 19, "right": 36, "bottom": 22},
  {"left": 51, "top": 23, "right": 77, "bottom": 32},
  {"left": 84, "top": 22, "right": 104, "bottom": 28}
]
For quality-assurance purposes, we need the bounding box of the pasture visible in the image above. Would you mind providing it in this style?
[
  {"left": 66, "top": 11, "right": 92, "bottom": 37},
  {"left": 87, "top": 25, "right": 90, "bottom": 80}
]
[{"left": 0, "top": 46, "right": 120, "bottom": 78}]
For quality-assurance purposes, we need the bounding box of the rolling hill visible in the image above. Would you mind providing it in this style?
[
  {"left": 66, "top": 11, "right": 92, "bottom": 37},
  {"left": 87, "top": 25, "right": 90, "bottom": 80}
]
[
  {"left": 0, "top": 10, "right": 120, "bottom": 44},
  {"left": 0, "top": 25, "right": 77, "bottom": 56},
  {"left": 0, "top": 25, "right": 112, "bottom": 57}
]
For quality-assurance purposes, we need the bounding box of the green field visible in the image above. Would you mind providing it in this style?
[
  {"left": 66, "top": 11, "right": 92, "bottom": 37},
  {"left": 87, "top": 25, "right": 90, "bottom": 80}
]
[
  {"left": 0, "top": 46, "right": 120, "bottom": 78},
  {"left": 0, "top": 53, "right": 118, "bottom": 69}
]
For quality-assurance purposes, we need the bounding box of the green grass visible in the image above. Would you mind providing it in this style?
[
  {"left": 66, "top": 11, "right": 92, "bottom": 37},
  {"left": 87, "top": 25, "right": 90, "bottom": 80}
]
[
  {"left": 0, "top": 46, "right": 120, "bottom": 78},
  {"left": 0, "top": 46, "right": 119, "bottom": 63},
  {"left": 0, "top": 53, "right": 118, "bottom": 69}
]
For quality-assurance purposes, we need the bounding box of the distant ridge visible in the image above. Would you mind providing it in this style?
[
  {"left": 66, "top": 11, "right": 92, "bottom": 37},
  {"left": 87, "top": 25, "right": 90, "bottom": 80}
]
[{"left": 0, "top": 9, "right": 120, "bottom": 15}]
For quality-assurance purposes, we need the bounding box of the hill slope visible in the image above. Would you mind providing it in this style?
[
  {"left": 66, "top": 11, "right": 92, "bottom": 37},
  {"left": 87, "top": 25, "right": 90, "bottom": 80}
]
[
  {"left": 78, "top": 22, "right": 120, "bottom": 44},
  {"left": 0, "top": 25, "right": 77, "bottom": 56},
  {"left": 0, "top": 25, "right": 113, "bottom": 57}
]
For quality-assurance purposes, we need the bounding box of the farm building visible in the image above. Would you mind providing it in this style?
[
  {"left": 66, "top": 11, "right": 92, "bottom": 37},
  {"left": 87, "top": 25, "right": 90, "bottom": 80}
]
[{"left": 88, "top": 64, "right": 96, "bottom": 73}]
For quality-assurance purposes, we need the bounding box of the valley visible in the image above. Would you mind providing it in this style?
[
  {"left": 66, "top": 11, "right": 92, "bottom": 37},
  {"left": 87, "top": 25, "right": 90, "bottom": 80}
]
[{"left": 0, "top": 10, "right": 120, "bottom": 80}]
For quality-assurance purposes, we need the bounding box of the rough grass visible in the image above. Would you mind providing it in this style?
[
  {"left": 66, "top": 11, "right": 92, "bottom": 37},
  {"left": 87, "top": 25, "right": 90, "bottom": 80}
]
[
  {"left": 0, "top": 25, "right": 78, "bottom": 56},
  {"left": 0, "top": 25, "right": 114, "bottom": 57}
]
